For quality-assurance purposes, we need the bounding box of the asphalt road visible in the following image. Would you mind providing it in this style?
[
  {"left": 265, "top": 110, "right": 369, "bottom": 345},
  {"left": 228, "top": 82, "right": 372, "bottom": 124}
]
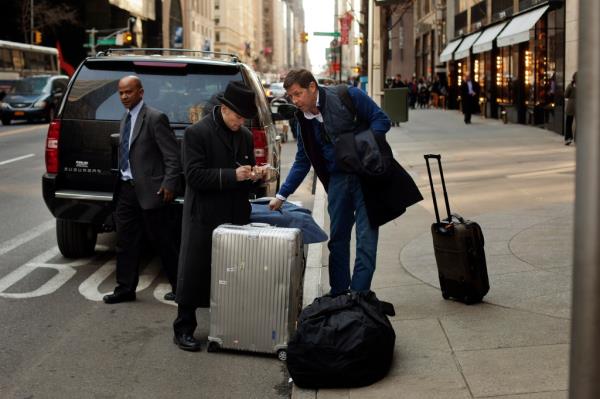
[{"left": 0, "top": 121, "right": 311, "bottom": 399}]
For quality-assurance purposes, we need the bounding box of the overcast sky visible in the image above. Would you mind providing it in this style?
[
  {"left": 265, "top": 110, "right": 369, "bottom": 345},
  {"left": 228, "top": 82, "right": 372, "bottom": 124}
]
[{"left": 303, "top": 0, "right": 335, "bottom": 74}]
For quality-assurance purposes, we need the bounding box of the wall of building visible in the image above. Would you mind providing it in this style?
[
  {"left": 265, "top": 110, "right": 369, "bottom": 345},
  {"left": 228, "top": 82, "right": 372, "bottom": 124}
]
[{"left": 564, "top": 0, "right": 578, "bottom": 82}]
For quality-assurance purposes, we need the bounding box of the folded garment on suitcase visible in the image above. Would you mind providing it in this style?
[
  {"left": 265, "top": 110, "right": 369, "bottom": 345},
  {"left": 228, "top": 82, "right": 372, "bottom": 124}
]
[
  {"left": 286, "top": 291, "right": 396, "bottom": 389},
  {"left": 249, "top": 199, "right": 328, "bottom": 244}
]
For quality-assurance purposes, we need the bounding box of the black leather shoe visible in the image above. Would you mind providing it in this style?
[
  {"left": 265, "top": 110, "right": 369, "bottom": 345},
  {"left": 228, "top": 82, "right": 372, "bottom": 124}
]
[
  {"left": 163, "top": 292, "right": 176, "bottom": 301},
  {"left": 103, "top": 291, "right": 136, "bottom": 304},
  {"left": 173, "top": 333, "right": 202, "bottom": 352}
]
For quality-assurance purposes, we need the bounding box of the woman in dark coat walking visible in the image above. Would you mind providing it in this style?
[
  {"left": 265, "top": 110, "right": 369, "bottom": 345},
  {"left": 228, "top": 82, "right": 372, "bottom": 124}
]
[{"left": 173, "top": 81, "right": 264, "bottom": 351}]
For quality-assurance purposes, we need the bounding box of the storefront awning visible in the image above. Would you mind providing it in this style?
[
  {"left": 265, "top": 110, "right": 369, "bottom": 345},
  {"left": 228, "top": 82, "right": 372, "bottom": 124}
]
[
  {"left": 453, "top": 32, "right": 482, "bottom": 60},
  {"left": 472, "top": 22, "right": 508, "bottom": 54},
  {"left": 496, "top": 5, "right": 549, "bottom": 47},
  {"left": 439, "top": 39, "right": 463, "bottom": 63}
]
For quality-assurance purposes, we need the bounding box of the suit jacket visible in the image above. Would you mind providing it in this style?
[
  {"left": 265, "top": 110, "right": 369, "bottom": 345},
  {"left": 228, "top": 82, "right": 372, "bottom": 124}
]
[
  {"left": 176, "top": 107, "right": 256, "bottom": 306},
  {"left": 118, "top": 103, "right": 181, "bottom": 210}
]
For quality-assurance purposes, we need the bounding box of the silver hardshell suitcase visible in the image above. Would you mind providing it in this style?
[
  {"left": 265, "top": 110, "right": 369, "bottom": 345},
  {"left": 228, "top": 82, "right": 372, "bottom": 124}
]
[{"left": 207, "top": 223, "right": 304, "bottom": 360}]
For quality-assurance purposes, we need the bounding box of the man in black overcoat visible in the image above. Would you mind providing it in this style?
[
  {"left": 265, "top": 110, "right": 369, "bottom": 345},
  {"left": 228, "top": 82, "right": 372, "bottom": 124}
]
[
  {"left": 459, "top": 73, "right": 481, "bottom": 124},
  {"left": 172, "top": 81, "right": 266, "bottom": 351}
]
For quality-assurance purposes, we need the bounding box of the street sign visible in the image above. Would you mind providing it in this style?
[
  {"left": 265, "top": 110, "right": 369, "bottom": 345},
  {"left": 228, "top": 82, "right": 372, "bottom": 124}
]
[
  {"left": 97, "top": 37, "right": 116, "bottom": 45},
  {"left": 313, "top": 32, "right": 340, "bottom": 37}
]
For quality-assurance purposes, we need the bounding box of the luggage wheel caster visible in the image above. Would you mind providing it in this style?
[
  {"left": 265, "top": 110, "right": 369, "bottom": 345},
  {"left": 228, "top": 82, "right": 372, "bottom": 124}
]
[
  {"left": 207, "top": 341, "right": 220, "bottom": 353},
  {"left": 464, "top": 296, "right": 481, "bottom": 305},
  {"left": 277, "top": 349, "right": 287, "bottom": 362}
]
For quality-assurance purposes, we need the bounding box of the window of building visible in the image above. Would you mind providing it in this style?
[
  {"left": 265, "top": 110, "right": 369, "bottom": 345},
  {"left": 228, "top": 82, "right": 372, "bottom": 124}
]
[
  {"left": 454, "top": 10, "right": 467, "bottom": 36},
  {"left": 215, "top": 18, "right": 220, "bottom": 25},
  {"left": 423, "top": 0, "right": 430, "bottom": 15},
  {"left": 492, "top": 0, "right": 513, "bottom": 21},
  {"left": 471, "top": 1, "right": 486, "bottom": 31},
  {"left": 216, "top": 32, "right": 221, "bottom": 42},
  {"left": 215, "top": 0, "right": 220, "bottom": 10}
]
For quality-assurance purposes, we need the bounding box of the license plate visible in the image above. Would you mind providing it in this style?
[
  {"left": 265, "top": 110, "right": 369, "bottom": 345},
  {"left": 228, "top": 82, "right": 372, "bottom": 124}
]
[{"left": 14, "top": 111, "right": 25, "bottom": 116}]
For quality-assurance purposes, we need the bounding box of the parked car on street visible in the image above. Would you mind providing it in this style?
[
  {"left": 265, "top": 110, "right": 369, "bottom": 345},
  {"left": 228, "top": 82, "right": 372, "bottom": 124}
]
[
  {"left": 0, "top": 75, "right": 69, "bottom": 125},
  {"left": 42, "top": 49, "right": 281, "bottom": 258}
]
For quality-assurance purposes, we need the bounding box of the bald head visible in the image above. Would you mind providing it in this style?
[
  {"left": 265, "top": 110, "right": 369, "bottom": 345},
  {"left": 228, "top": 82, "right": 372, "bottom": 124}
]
[{"left": 118, "top": 75, "right": 144, "bottom": 110}]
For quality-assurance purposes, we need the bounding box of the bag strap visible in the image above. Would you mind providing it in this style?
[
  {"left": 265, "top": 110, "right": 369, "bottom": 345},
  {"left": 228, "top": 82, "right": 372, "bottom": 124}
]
[{"left": 336, "top": 85, "right": 358, "bottom": 124}]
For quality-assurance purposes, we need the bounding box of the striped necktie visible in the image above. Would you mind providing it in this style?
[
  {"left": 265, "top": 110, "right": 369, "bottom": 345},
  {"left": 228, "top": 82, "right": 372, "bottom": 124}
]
[{"left": 120, "top": 112, "right": 131, "bottom": 175}]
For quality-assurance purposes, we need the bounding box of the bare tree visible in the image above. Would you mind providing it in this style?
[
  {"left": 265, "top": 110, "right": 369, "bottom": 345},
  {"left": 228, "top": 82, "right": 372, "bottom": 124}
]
[{"left": 20, "top": 0, "right": 79, "bottom": 44}]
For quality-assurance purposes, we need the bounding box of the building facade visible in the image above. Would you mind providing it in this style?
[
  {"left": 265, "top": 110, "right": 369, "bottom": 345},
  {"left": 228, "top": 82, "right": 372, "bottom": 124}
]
[{"left": 437, "top": 0, "right": 567, "bottom": 134}]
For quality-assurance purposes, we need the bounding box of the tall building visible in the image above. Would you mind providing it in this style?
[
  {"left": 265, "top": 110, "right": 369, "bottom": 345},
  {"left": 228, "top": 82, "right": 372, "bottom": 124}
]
[
  {"left": 213, "top": 0, "right": 260, "bottom": 64},
  {"left": 383, "top": 1, "right": 416, "bottom": 83}
]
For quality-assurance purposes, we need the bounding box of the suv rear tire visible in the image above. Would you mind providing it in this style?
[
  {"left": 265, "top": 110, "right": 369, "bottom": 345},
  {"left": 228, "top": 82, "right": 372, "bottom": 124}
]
[{"left": 56, "top": 219, "right": 98, "bottom": 258}]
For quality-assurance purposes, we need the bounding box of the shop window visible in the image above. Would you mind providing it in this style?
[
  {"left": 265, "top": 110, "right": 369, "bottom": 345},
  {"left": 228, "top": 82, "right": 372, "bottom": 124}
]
[{"left": 496, "top": 46, "right": 514, "bottom": 104}]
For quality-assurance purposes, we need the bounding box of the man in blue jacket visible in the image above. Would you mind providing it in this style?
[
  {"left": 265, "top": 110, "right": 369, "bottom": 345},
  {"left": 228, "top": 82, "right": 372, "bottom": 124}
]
[{"left": 269, "top": 69, "right": 394, "bottom": 295}]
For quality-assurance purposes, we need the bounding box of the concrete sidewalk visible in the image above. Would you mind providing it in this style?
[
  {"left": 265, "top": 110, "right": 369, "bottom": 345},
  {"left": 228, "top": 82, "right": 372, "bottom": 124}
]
[{"left": 293, "top": 109, "right": 574, "bottom": 399}]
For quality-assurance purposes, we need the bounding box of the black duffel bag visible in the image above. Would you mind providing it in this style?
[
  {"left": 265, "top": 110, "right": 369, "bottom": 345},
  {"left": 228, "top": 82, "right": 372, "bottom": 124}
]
[{"left": 286, "top": 291, "right": 396, "bottom": 389}]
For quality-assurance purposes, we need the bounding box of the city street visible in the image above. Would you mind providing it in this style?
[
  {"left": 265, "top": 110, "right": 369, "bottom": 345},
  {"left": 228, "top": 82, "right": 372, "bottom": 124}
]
[{"left": 0, "top": 121, "right": 311, "bottom": 399}]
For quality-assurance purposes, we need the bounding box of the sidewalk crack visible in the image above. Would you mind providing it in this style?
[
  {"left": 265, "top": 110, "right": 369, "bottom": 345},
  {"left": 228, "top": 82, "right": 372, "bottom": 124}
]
[{"left": 438, "top": 317, "right": 475, "bottom": 399}]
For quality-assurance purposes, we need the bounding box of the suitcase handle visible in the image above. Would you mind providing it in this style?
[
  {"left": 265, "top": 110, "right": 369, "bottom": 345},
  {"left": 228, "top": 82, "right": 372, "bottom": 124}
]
[{"left": 424, "top": 154, "right": 452, "bottom": 225}]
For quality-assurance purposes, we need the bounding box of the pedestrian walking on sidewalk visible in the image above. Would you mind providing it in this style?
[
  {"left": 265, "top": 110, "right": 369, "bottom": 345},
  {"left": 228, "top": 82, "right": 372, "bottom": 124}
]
[
  {"left": 269, "top": 69, "right": 421, "bottom": 295},
  {"left": 460, "top": 73, "right": 480, "bottom": 124},
  {"left": 103, "top": 75, "right": 181, "bottom": 305},
  {"left": 173, "top": 81, "right": 266, "bottom": 351},
  {"left": 564, "top": 72, "right": 576, "bottom": 145}
]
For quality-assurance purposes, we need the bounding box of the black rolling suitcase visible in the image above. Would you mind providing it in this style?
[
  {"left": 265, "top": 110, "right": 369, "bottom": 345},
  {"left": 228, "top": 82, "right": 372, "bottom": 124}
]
[{"left": 424, "top": 154, "right": 489, "bottom": 304}]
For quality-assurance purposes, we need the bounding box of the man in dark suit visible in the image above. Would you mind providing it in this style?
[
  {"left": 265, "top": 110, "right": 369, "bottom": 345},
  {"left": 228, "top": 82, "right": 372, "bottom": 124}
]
[
  {"left": 460, "top": 73, "right": 481, "bottom": 124},
  {"left": 103, "top": 75, "right": 181, "bottom": 304},
  {"left": 173, "top": 81, "right": 265, "bottom": 351}
]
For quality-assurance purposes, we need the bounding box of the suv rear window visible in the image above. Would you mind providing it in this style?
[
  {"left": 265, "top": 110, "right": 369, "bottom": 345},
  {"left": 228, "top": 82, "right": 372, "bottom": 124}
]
[{"left": 63, "top": 60, "right": 243, "bottom": 124}]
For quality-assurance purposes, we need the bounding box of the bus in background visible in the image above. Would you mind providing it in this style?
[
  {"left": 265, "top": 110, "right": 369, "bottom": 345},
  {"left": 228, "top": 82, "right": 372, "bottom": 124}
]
[{"left": 0, "top": 40, "right": 60, "bottom": 99}]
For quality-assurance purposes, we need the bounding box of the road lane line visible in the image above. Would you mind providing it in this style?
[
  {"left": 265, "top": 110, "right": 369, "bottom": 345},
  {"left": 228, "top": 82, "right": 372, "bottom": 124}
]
[
  {"left": 0, "top": 153, "right": 35, "bottom": 166},
  {"left": 0, "top": 220, "right": 54, "bottom": 257}
]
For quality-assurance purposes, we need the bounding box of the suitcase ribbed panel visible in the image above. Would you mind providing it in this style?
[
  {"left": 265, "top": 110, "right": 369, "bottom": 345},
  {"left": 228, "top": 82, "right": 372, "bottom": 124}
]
[{"left": 209, "top": 225, "right": 304, "bottom": 355}]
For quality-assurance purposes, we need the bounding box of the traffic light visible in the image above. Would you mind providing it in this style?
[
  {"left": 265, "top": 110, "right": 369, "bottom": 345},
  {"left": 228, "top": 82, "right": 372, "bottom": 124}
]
[
  {"left": 123, "top": 31, "right": 134, "bottom": 46},
  {"left": 34, "top": 30, "right": 42, "bottom": 45},
  {"left": 300, "top": 32, "right": 309, "bottom": 43}
]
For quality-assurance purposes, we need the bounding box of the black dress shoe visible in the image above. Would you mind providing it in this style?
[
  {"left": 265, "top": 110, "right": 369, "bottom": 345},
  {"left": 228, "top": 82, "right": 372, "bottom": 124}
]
[
  {"left": 173, "top": 333, "right": 202, "bottom": 352},
  {"left": 163, "top": 292, "right": 176, "bottom": 301},
  {"left": 103, "top": 291, "right": 136, "bottom": 304}
]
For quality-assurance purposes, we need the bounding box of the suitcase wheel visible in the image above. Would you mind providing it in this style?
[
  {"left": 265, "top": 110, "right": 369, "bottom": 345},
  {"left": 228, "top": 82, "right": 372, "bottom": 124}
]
[
  {"left": 441, "top": 291, "right": 450, "bottom": 300},
  {"left": 207, "top": 341, "right": 220, "bottom": 353},
  {"left": 277, "top": 349, "right": 287, "bottom": 362},
  {"left": 464, "top": 295, "right": 483, "bottom": 305}
]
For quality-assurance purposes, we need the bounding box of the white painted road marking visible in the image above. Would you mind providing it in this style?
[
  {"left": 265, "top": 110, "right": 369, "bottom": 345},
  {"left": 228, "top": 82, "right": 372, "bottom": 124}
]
[
  {"left": 0, "top": 153, "right": 35, "bottom": 166},
  {"left": 0, "top": 220, "right": 54, "bottom": 257},
  {"left": 0, "top": 243, "right": 168, "bottom": 301}
]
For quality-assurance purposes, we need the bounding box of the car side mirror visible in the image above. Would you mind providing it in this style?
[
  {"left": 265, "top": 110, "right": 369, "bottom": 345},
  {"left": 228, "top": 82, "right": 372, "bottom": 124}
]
[{"left": 273, "top": 103, "right": 297, "bottom": 120}]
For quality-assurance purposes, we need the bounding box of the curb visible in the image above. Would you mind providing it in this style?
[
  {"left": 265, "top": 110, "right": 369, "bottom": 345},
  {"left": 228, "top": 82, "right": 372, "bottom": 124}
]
[{"left": 291, "top": 177, "right": 326, "bottom": 399}]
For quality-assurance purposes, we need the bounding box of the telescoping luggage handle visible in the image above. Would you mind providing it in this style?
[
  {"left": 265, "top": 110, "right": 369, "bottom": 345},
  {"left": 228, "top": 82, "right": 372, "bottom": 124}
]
[{"left": 424, "top": 154, "right": 452, "bottom": 225}]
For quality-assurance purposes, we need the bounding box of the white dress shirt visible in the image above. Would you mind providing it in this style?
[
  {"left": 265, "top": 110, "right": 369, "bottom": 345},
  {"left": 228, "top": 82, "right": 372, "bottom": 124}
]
[{"left": 121, "top": 100, "right": 144, "bottom": 181}]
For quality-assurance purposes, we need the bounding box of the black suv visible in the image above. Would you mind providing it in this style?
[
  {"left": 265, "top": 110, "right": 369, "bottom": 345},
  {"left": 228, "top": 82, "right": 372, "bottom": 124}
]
[
  {"left": 42, "top": 49, "right": 281, "bottom": 258},
  {"left": 1, "top": 75, "right": 69, "bottom": 125}
]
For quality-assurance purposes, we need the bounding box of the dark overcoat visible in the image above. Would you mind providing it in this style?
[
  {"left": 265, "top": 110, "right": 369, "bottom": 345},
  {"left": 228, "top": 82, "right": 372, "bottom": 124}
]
[
  {"left": 460, "top": 80, "right": 481, "bottom": 115},
  {"left": 175, "top": 107, "right": 255, "bottom": 307}
]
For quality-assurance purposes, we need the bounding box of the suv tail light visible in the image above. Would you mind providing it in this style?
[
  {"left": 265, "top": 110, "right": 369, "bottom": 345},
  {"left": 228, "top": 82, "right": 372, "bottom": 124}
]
[
  {"left": 252, "top": 127, "right": 268, "bottom": 165},
  {"left": 45, "top": 120, "right": 61, "bottom": 174}
]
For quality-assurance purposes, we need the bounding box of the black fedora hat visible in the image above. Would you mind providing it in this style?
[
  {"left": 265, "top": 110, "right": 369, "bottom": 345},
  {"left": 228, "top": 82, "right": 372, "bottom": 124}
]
[{"left": 217, "top": 81, "right": 258, "bottom": 119}]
